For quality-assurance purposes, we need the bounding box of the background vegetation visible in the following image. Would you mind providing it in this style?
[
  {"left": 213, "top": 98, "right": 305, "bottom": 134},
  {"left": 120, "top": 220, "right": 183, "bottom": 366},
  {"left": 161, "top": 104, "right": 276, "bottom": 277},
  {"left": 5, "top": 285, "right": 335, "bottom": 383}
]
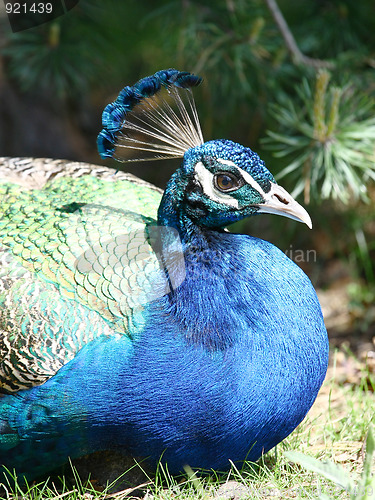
[{"left": 0, "top": 0, "right": 374, "bottom": 497}]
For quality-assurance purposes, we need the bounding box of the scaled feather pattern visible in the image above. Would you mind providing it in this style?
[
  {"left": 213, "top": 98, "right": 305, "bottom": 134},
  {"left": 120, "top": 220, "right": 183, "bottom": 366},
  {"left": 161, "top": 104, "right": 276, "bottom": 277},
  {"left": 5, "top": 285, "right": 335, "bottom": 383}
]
[{"left": 0, "top": 69, "right": 328, "bottom": 481}]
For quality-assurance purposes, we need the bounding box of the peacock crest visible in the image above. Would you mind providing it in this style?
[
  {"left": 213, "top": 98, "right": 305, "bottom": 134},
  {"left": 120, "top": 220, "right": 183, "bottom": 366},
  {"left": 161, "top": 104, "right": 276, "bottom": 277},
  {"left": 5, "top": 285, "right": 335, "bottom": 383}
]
[{"left": 97, "top": 69, "right": 204, "bottom": 162}]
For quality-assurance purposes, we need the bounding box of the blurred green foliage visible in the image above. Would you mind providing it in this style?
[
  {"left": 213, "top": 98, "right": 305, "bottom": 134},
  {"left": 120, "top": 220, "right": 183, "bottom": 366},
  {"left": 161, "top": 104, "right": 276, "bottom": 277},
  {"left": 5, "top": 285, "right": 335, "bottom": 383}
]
[
  {"left": 263, "top": 70, "right": 375, "bottom": 204},
  {"left": 2, "top": 0, "right": 375, "bottom": 143}
]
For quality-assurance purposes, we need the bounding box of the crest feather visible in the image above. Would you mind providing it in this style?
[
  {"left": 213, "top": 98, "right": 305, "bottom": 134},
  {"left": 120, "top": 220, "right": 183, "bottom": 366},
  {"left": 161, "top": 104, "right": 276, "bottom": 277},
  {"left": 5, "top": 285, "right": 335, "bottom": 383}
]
[{"left": 97, "top": 69, "right": 204, "bottom": 162}]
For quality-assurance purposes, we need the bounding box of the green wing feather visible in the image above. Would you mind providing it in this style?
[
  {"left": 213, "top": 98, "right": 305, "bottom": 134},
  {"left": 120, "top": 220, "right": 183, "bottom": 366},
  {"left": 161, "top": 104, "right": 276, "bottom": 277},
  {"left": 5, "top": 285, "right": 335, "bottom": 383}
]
[{"left": 0, "top": 158, "right": 163, "bottom": 393}]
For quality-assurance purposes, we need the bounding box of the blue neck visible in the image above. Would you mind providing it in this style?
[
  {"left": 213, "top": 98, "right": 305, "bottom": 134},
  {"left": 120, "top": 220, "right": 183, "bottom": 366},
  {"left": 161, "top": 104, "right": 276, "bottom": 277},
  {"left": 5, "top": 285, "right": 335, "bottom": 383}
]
[
  {"left": 157, "top": 178, "right": 237, "bottom": 349},
  {"left": 157, "top": 170, "right": 194, "bottom": 237},
  {"left": 157, "top": 168, "right": 223, "bottom": 242}
]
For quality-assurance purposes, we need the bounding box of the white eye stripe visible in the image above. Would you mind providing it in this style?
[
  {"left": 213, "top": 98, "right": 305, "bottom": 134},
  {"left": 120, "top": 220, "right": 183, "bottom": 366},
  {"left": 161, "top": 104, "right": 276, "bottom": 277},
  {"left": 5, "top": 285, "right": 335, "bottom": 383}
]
[
  {"left": 193, "top": 160, "right": 266, "bottom": 208},
  {"left": 194, "top": 162, "right": 239, "bottom": 208},
  {"left": 217, "top": 158, "right": 266, "bottom": 197},
  {"left": 235, "top": 166, "right": 266, "bottom": 197},
  {"left": 217, "top": 158, "right": 237, "bottom": 167}
]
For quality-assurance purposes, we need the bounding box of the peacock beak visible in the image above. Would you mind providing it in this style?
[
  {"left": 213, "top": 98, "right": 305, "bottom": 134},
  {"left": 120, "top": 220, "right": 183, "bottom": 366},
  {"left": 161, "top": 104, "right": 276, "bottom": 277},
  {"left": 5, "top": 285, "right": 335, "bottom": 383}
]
[{"left": 257, "top": 183, "right": 312, "bottom": 229}]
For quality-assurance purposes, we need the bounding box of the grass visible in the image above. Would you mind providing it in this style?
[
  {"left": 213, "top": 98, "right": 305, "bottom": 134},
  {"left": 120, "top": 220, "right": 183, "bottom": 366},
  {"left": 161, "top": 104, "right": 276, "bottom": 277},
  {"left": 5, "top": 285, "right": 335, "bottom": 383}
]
[{"left": 1, "top": 349, "right": 374, "bottom": 500}]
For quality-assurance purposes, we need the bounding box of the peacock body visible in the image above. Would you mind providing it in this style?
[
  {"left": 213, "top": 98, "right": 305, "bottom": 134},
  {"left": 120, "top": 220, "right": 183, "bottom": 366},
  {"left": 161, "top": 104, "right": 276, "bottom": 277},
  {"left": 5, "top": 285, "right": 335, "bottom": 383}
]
[{"left": 0, "top": 70, "right": 328, "bottom": 480}]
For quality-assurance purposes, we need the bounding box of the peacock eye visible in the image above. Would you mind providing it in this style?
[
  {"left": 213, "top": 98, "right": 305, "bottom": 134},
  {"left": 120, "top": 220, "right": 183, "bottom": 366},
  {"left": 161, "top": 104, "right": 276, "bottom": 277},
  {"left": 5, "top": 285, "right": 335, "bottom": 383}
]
[{"left": 214, "top": 173, "right": 242, "bottom": 192}]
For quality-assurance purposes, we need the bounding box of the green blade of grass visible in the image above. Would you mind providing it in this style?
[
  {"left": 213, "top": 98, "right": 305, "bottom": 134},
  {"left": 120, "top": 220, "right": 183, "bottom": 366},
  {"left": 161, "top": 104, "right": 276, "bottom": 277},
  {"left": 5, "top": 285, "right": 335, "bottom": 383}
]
[
  {"left": 355, "top": 424, "right": 375, "bottom": 500},
  {"left": 284, "top": 451, "right": 355, "bottom": 492}
]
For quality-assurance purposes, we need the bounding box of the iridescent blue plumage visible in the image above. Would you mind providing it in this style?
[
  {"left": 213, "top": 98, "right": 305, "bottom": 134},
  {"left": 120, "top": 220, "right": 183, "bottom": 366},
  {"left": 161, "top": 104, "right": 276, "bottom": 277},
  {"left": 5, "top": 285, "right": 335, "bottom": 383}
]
[{"left": 0, "top": 69, "right": 328, "bottom": 481}]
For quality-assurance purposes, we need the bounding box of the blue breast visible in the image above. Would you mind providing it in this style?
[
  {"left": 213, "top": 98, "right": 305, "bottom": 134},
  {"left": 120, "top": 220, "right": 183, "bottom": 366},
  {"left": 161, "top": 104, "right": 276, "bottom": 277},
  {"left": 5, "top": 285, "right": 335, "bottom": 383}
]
[
  {"left": 11, "top": 231, "right": 324, "bottom": 473},
  {"left": 109, "top": 233, "right": 328, "bottom": 471}
]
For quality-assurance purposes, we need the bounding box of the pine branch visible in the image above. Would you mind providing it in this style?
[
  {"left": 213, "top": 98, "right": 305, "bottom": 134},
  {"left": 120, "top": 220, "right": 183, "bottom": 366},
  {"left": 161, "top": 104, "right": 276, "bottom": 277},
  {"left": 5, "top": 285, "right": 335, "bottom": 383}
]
[{"left": 264, "top": 0, "right": 333, "bottom": 69}]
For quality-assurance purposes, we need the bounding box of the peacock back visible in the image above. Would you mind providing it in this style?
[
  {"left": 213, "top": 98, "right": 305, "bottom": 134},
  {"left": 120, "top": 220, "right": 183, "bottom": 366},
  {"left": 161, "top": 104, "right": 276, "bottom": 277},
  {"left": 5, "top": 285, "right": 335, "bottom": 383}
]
[{"left": 0, "top": 158, "right": 164, "bottom": 393}]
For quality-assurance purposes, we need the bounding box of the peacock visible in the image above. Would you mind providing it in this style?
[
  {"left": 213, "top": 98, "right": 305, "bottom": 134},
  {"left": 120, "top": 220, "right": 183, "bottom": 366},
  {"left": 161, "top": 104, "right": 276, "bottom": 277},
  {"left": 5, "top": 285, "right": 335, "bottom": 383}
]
[{"left": 0, "top": 69, "right": 328, "bottom": 481}]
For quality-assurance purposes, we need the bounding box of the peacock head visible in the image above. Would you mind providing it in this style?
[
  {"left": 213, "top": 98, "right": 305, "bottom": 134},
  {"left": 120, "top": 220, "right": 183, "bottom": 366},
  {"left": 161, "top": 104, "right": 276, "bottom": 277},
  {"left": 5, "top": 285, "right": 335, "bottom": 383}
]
[
  {"left": 174, "top": 138, "right": 311, "bottom": 230},
  {"left": 97, "top": 69, "right": 311, "bottom": 231}
]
